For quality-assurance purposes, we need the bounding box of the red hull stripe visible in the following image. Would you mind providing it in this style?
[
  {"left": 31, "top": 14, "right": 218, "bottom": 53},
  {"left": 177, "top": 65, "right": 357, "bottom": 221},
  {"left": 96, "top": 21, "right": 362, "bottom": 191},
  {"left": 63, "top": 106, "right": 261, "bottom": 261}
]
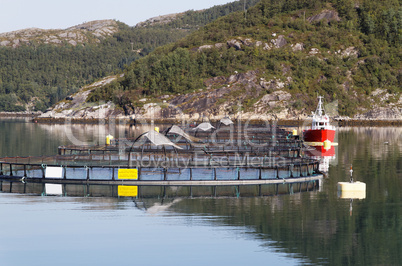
[{"left": 304, "top": 129, "right": 335, "bottom": 142}]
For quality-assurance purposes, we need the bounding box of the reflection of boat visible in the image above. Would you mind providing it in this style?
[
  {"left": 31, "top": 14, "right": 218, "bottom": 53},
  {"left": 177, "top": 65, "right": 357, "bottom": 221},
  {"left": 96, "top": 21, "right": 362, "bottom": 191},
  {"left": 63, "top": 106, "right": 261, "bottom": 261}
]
[
  {"left": 305, "top": 145, "right": 336, "bottom": 173},
  {"left": 303, "top": 96, "right": 335, "bottom": 142},
  {"left": 306, "top": 145, "right": 335, "bottom": 157}
]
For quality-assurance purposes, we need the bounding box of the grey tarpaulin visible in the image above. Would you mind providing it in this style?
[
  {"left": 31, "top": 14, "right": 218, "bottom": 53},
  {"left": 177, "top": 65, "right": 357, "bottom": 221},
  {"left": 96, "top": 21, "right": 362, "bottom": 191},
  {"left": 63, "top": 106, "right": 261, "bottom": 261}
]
[
  {"left": 166, "top": 125, "right": 200, "bottom": 143},
  {"left": 135, "top": 130, "right": 182, "bottom": 149},
  {"left": 193, "top": 122, "right": 215, "bottom": 131},
  {"left": 220, "top": 117, "right": 234, "bottom": 126}
]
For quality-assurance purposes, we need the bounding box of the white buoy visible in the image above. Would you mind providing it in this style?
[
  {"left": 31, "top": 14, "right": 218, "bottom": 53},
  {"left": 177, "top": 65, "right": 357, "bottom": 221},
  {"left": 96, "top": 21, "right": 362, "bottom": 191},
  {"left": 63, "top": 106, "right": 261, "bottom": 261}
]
[
  {"left": 337, "top": 165, "right": 366, "bottom": 199},
  {"left": 337, "top": 181, "right": 366, "bottom": 199}
]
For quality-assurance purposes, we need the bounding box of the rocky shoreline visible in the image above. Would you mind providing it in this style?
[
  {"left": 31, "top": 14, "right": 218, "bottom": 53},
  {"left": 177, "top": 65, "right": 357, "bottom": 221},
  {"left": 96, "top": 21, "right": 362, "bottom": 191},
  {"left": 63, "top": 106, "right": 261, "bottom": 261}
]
[
  {"left": 30, "top": 116, "right": 402, "bottom": 127},
  {"left": 0, "top": 112, "right": 41, "bottom": 118},
  {"left": 2, "top": 109, "right": 400, "bottom": 127},
  {"left": 2, "top": 108, "right": 400, "bottom": 127}
]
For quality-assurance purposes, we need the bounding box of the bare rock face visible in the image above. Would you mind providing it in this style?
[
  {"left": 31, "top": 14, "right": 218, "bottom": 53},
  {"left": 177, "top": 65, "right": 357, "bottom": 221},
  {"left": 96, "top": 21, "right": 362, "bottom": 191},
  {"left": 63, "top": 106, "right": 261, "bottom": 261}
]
[
  {"left": 309, "top": 48, "right": 320, "bottom": 55},
  {"left": 260, "top": 78, "right": 286, "bottom": 91},
  {"left": 307, "top": 10, "right": 340, "bottom": 23},
  {"left": 197, "top": 43, "right": 225, "bottom": 52},
  {"left": 271, "top": 35, "right": 287, "bottom": 48},
  {"left": 197, "top": 35, "right": 291, "bottom": 53},
  {"left": 241, "top": 38, "right": 254, "bottom": 46},
  {"left": 0, "top": 20, "right": 118, "bottom": 48},
  {"left": 340, "top": 47, "right": 358, "bottom": 58},
  {"left": 227, "top": 70, "right": 258, "bottom": 84},
  {"left": 214, "top": 43, "right": 225, "bottom": 49},
  {"left": 291, "top": 43, "right": 304, "bottom": 51},
  {"left": 198, "top": 44, "right": 214, "bottom": 51},
  {"left": 356, "top": 107, "right": 402, "bottom": 120},
  {"left": 257, "top": 90, "right": 291, "bottom": 104},
  {"left": 39, "top": 76, "right": 118, "bottom": 118},
  {"left": 258, "top": 94, "right": 277, "bottom": 104},
  {"left": 136, "top": 13, "right": 182, "bottom": 27},
  {"left": 227, "top": 39, "right": 243, "bottom": 50},
  {"left": 0, "top": 40, "right": 10, "bottom": 46}
]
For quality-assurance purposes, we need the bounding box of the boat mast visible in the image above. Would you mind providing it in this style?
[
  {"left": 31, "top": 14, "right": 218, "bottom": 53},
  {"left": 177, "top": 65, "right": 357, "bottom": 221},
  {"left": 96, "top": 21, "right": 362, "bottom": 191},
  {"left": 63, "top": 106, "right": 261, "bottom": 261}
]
[{"left": 315, "top": 96, "right": 325, "bottom": 117}]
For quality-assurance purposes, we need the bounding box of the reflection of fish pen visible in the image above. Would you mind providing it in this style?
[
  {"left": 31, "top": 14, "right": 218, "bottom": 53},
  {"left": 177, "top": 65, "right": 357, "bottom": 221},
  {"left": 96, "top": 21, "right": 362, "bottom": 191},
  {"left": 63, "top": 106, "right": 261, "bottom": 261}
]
[{"left": 0, "top": 182, "right": 320, "bottom": 198}]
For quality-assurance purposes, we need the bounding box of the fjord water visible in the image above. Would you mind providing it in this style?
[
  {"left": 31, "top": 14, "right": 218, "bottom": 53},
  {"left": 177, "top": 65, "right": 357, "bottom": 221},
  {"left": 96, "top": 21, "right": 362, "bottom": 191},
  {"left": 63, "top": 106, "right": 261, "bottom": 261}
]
[{"left": 0, "top": 119, "right": 401, "bottom": 265}]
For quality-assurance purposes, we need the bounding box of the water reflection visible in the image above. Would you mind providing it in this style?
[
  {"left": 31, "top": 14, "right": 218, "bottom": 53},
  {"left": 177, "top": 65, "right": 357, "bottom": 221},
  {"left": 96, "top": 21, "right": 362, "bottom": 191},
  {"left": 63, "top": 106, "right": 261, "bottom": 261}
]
[
  {"left": 0, "top": 193, "right": 312, "bottom": 266},
  {"left": 338, "top": 126, "right": 402, "bottom": 160},
  {"left": 305, "top": 145, "right": 337, "bottom": 173},
  {"left": 0, "top": 118, "right": 168, "bottom": 157},
  {"left": 0, "top": 182, "right": 319, "bottom": 198},
  {"left": 1, "top": 119, "right": 401, "bottom": 265}
]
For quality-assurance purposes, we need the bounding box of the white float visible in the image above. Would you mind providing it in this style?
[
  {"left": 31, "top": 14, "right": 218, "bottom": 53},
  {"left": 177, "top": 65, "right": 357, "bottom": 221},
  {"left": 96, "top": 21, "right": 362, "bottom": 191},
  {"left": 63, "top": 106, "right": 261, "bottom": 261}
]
[{"left": 337, "top": 165, "right": 366, "bottom": 199}]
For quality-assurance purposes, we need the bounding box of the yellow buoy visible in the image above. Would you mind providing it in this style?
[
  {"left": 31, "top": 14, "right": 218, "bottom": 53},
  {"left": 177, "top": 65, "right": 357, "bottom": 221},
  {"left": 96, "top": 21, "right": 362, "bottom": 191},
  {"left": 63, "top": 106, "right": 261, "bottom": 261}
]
[
  {"left": 106, "top": 134, "right": 114, "bottom": 145},
  {"left": 323, "top": 139, "right": 332, "bottom": 150},
  {"left": 154, "top": 127, "right": 159, "bottom": 133}
]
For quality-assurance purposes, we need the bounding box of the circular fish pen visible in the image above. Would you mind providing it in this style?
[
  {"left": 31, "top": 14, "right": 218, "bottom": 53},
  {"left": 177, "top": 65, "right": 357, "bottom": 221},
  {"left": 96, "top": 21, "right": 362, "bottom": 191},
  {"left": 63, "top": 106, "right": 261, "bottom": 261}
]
[{"left": 0, "top": 122, "right": 323, "bottom": 196}]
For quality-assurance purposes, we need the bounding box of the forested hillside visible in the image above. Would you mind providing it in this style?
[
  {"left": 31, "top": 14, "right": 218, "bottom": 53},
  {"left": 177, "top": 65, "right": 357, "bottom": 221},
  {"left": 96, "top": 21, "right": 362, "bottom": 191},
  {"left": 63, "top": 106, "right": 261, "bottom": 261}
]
[
  {"left": 87, "top": 0, "right": 401, "bottom": 117},
  {"left": 0, "top": 0, "right": 260, "bottom": 112}
]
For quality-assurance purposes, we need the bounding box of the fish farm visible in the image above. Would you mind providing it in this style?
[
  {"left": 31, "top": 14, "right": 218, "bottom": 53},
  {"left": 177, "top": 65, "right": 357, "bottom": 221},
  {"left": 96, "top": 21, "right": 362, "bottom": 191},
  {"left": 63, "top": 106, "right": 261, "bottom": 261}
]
[{"left": 0, "top": 120, "right": 323, "bottom": 197}]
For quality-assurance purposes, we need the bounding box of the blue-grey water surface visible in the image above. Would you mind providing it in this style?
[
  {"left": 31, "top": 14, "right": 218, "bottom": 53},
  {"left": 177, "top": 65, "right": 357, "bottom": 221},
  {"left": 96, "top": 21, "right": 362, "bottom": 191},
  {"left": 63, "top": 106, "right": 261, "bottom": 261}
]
[{"left": 0, "top": 118, "right": 401, "bottom": 265}]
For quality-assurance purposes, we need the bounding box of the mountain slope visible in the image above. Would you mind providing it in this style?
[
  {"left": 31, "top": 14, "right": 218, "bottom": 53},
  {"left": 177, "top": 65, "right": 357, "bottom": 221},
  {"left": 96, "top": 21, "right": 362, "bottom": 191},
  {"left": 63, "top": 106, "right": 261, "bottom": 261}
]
[
  {"left": 0, "top": 20, "right": 119, "bottom": 48},
  {"left": 83, "top": 0, "right": 401, "bottom": 119},
  {"left": 0, "top": 0, "right": 260, "bottom": 112}
]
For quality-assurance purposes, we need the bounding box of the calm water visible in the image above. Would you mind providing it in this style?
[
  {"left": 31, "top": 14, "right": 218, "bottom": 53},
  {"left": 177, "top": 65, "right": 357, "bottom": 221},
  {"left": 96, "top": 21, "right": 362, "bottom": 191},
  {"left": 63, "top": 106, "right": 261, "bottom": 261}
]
[{"left": 0, "top": 119, "right": 401, "bottom": 266}]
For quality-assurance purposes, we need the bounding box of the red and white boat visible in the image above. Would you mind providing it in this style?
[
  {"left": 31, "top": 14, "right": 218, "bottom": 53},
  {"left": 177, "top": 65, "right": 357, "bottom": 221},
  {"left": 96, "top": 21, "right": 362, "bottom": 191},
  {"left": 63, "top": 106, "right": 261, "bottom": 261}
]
[{"left": 303, "top": 96, "right": 335, "bottom": 143}]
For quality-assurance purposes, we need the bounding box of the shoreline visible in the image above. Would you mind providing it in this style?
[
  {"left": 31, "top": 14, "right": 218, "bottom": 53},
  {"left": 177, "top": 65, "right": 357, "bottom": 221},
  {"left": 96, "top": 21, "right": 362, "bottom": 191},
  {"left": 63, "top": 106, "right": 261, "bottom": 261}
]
[
  {"left": 0, "top": 112, "right": 40, "bottom": 118},
  {"left": 1, "top": 112, "right": 400, "bottom": 126},
  {"left": 27, "top": 116, "right": 402, "bottom": 127}
]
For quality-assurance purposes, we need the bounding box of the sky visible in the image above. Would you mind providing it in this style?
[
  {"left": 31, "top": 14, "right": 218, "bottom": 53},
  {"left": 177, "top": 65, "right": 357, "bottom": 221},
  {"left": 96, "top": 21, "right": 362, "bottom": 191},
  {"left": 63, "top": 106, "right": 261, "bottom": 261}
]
[{"left": 0, "top": 0, "right": 233, "bottom": 33}]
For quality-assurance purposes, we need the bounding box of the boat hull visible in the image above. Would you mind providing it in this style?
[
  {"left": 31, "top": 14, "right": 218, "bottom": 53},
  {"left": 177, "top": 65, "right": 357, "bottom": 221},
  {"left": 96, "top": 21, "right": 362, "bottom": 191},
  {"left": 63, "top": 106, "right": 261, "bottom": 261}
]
[{"left": 303, "top": 129, "right": 335, "bottom": 142}]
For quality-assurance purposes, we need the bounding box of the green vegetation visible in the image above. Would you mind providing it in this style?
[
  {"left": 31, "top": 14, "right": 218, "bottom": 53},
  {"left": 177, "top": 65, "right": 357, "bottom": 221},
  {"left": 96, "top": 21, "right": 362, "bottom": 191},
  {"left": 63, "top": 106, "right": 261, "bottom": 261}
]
[
  {"left": 0, "top": 0, "right": 400, "bottom": 116},
  {"left": 91, "top": 0, "right": 401, "bottom": 117},
  {"left": 0, "top": 0, "right": 260, "bottom": 112},
  {"left": 0, "top": 40, "right": 140, "bottom": 111}
]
